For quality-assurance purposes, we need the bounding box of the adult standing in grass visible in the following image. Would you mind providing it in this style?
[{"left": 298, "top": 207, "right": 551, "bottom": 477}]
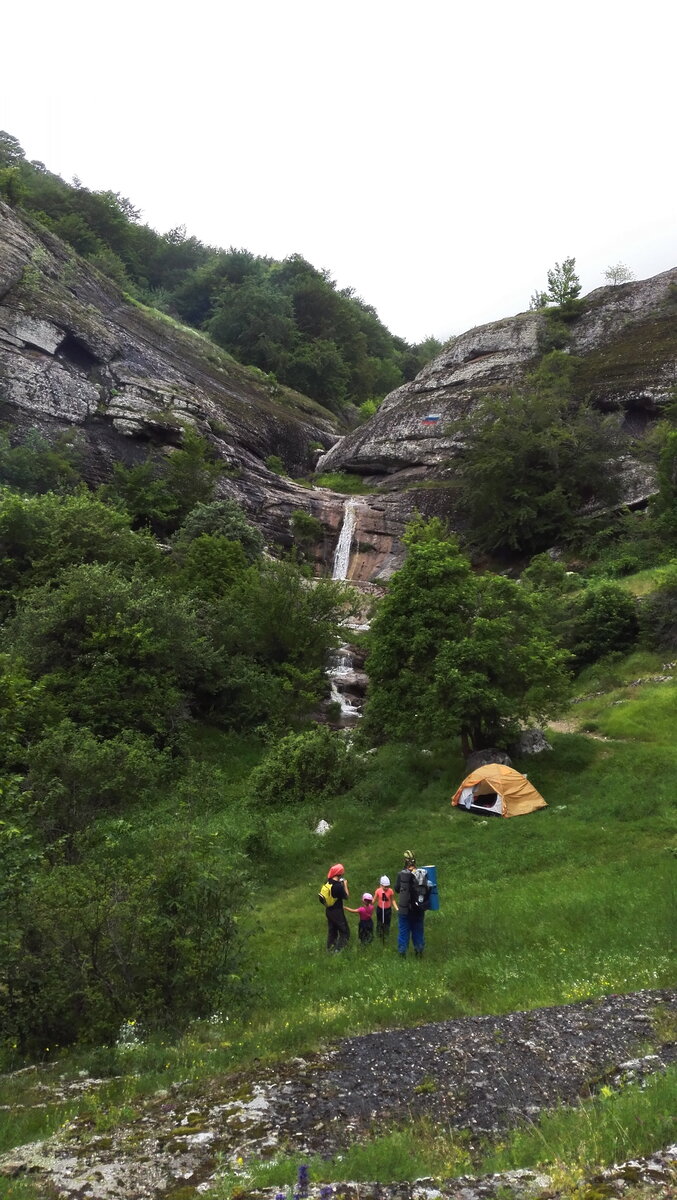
[
  {"left": 323, "top": 863, "right": 350, "bottom": 952},
  {"left": 395, "top": 851, "right": 425, "bottom": 958}
]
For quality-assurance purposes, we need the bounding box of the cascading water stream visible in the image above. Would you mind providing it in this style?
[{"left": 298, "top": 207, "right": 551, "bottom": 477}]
[
  {"left": 332, "top": 497, "right": 358, "bottom": 581},
  {"left": 328, "top": 498, "right": 363, "bottom": 721}
]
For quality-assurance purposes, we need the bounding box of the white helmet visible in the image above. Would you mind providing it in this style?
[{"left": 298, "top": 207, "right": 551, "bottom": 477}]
[
  {"left": 362, "top": 892, "right": 373, "bottom": 902},
  {"left": 380, "top": 875, "right": 390, "bottom": 887}
]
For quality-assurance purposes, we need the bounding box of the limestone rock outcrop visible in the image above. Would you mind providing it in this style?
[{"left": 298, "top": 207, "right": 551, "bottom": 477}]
[
  {"left": 318, "top": 270, "right": 677, "bottom": 490},
  {"left": 0, "top": 201, "right": 345, "bottom": 554},
  {"left": 2, "top": 198, "right": 677, "bottom": 583}
]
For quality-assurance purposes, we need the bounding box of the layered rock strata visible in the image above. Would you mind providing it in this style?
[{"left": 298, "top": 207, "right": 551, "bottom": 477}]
[{"left": 318, "top": 270, "right": 677, "bottom": 499}]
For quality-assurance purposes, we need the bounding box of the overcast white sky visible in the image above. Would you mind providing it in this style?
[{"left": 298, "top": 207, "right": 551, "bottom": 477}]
[{"left": 3, "top": 0, "right": 677, "bottom": 343}]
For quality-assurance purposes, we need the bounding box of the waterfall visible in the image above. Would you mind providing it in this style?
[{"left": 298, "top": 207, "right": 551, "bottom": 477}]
[
  {"left": 332, "top": 498, "right": 358, "bottom": 581},
  {"left": 328, "top": 498, "right": 363, "bottom": 722}
]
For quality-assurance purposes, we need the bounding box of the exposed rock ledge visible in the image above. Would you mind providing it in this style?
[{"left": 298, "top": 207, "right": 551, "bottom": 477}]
[
  {"left": 318, "top": 269, "right": 677, "bottom": 486},
  {"left": 1, "top": 989, "right": 673, "bottom": 1199}
]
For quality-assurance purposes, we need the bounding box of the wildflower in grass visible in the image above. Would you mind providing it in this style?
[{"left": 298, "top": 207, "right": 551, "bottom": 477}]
[
  {"left": 275, "top": 1192, "right": 286, "bottom": 1200},
  {"left": 296, "top": 1163, "right": 310, "bottom": 1198},
  {"left": 320, "top": 1187, "right": 333, "bottom": 1200}
]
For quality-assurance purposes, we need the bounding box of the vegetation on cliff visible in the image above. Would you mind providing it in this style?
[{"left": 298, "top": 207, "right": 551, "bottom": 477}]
[{"left": 0, "top": 131, "right": 441, "bottom": 416}]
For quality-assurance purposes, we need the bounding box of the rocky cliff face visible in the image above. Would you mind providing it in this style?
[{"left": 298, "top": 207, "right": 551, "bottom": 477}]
[
  {"left": 318, "top": 271, "right": 677, "bottom": 499},
  {"left": 2, "top": 200, "right": 676, "bottom": 582},
  {"left": 0, "top": 201, "right": 351, "bottom": 554}
]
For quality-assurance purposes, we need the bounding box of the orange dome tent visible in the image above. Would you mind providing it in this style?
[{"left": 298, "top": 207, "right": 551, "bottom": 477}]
[{"left": 451, "top": 763, "right": 547, "bottom": 818}]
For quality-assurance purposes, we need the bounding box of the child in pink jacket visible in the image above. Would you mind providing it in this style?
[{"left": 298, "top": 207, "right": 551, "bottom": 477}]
[{"left": 345, "top": 892, "right": 375, "bottom": 944}]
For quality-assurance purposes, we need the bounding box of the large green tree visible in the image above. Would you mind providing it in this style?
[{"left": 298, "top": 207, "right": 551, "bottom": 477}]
[
  {"left": 451, "top": 353, "right": 624, "bottom": 555},
  {"left": 364, "top": 520, "right": 570, "bottom": 752}
]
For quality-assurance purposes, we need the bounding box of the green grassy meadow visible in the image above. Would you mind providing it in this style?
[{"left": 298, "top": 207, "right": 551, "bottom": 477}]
[{"left": 1, "top": 669, "right": 675, "bottom": 1189}]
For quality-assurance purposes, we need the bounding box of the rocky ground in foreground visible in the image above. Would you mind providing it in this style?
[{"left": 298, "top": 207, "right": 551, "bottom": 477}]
[{"left": 1, "top": 990, "right": 675, "bottom": 1199}]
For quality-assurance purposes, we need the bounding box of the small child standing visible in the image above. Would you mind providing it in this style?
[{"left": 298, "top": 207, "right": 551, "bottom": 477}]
[
  {"left": 373, "top": 875, "right": 398, "bottom": 939},
  {"left": 345, "top": 892, "right": 375, "bottom": 944}
]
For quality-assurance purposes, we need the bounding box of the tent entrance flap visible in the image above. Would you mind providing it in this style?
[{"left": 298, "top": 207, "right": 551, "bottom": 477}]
[{"left": 458, "top": 785, "right": 503, "bottom": 816}]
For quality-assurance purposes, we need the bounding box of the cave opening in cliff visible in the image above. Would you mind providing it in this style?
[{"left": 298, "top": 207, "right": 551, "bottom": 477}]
[{"left": 57, "top": 333, "right": 101, "bottom": 373}]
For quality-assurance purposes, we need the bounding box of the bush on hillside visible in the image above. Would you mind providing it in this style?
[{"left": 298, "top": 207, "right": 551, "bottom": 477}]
[
  {"left": 0, "top": 429, "right": 84, "bottom": 494},
  {"left": 1, "top": 824, "right": 248, "bottom": 1054},
  {"left": 290, "top": 509, "right": 324, "bottom": 549},
  {"left": 0, "top": 489, "right": 162, "bottom": 615},
  {"left": 249, "top": 726, "right": 357, "bottom": 807},
  {"left": 569, "top": 582, "right": 639, "bottom": 669},
  {"left": 173, "top": 498, "right": 264, "bottom": 562},
  {"left": 26, "top": 720, "right": 169, "bottom": 844},
  {"left": 638, "top": 561, "right": 677, "bottom": 651},
  {"left": 6, "top": 563, "right": 213, "bottom": 741}
]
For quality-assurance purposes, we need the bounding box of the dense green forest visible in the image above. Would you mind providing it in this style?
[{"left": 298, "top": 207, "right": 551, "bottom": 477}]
[{"left": 0, "top": 131, "right": 441, "bottom": 415}]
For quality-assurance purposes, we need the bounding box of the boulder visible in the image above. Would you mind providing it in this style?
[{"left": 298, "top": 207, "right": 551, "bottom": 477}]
[
  {"left": 465, "top": 748, "right": 512, "bottom": 772},
  {"left": 510, "top": 729, "right": 553, "bottom": 757}
]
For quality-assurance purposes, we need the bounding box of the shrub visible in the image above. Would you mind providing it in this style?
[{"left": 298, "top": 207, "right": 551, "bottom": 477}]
[
  {"left": 290, "top": 509, "right": 324, "bottom": 548},
  {"left": 6, "top": 563, "right": 214, "bottom": 741},
  {"left": 570, "top": 582, "right": 639, "bottom": 668},
  {"left": 638, "top": 560, "right": 677, "bottom": 651},
  {"left": 1, "top": 823, "right": 249, "bottom": 1053},
  {"left": 0, "top": 429, "right": 84, "bottom": 494},
  {"left": 0, "top": 489, "right": 162, "bottom": 615},
  {"left": 265, "top": 454, "right": 287, "bottom": 475},
  {"left": 26, "top": 720, "right": 169, "bottom": 843},
  {"left": 173, "top": 499, "right": 263, "bottom": 562},
  {"left": 249, "top": 726, "right": 357, "bottom": 807}
]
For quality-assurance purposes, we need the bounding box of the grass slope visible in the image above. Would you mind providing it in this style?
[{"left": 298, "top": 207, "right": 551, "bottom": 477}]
[{"left": 0, "top": 670, "right": 674, "bottom": 1192}]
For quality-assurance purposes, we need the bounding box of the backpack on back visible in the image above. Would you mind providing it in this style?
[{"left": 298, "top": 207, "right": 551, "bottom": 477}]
[
  {"left": 410, "top": 867, "right": 431, "bottom": 912},
  {"left": 318, "top": 881, "right": 337, "bottom": 907}
]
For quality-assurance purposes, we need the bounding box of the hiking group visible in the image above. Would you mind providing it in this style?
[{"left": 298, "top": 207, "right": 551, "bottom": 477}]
[{"left": 319, "top": 851, "right": 433, "bottom": 957}]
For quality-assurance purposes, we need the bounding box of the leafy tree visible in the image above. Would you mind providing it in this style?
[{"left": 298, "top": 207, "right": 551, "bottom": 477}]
[
  {"left": 176, "top": 534, "right": 248, "bottom": 601},
  {"left": 450, "top": 353, "right": 624, "bottom": 555},
  {"left": 545, "top": 257, "right": 581, "bottom": 306},
  {"left": 653, "top": 428, "right": 677, "bottom": 539},
  {"left": 163, "top": 427, "right": 222, "bottom": 520},
  {"left": 0, "top": 489, "right": 162, "bottom": 614},
  {"left": 207, "top": 561, "right": 347, "bottom": 729},
  {"left": 172, "top": 498, "right": 264, "bottom": 562},
  {"left": 0, "top": 167, "right": 25, "bottom": 206},
  {"left": 364, "top": 522, "right": 570, "bottom": 752},
  {"left": 0, "top": 130, "right": 25, "bottom": 167},
  {"left": 99, "top": 458, "right": 178, "bottom": 532},
  {"left": 6, "top": 563, "right": 214, "bottom": 741},
  {"left": 604, "top": 262, "right": 635, "bottom": 285}
]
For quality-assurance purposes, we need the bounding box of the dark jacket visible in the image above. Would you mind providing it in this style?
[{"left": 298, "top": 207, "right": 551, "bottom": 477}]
[
  {"left": 394, "top": 868, "right": 416, "bottom": 915},
  {"left": 328, "top": 879, "right": 348, "bottom": 912}
]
